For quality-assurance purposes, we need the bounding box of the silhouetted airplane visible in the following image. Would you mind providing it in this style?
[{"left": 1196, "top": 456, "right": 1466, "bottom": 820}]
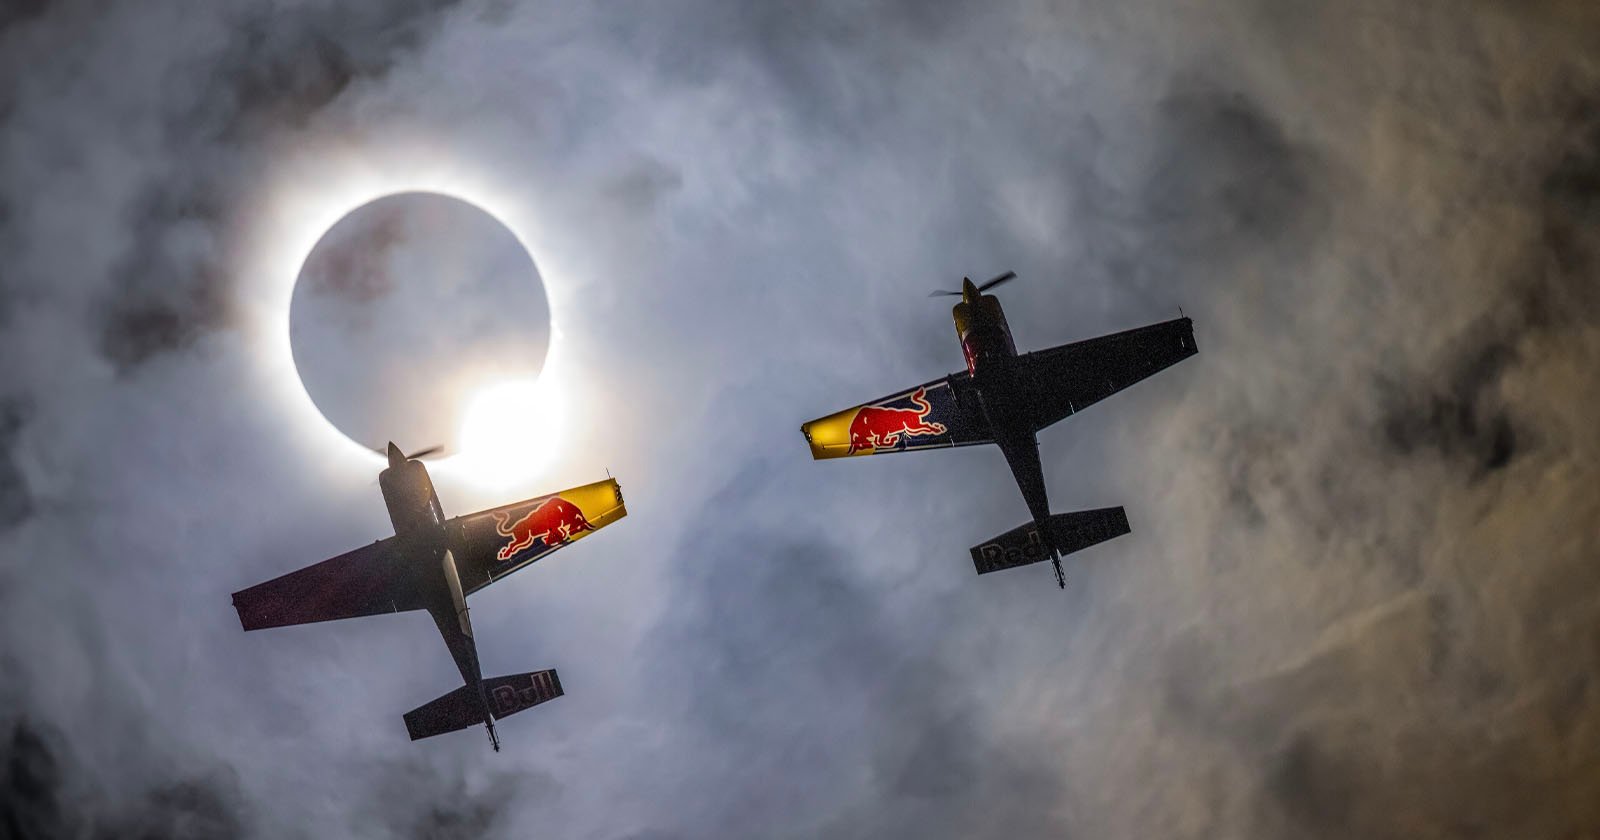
[
  {"left": 801, "top": 272, "right": 1196, "bottom": 588},
  {"left": 232, "top": 443, "right": 626, "bottom": 750}
]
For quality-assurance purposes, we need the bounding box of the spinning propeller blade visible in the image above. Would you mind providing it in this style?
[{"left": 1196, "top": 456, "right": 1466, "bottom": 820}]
[
  {"left": 378, "top": 442, "right": 445, "bottom": 467},
  {"left": 977, "top": 270, "right": 1016, "bottom": 292},
  {"left": 930, "top": 270, "right": 1017, "bottom": 298}
]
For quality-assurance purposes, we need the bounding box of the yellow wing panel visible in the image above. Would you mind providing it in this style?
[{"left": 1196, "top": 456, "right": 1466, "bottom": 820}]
[
  {"left": 802, "top": 404, "right": 867, "bottom": 459},
  {"left": 449, "top": 478, "right": 626, "bottom": 594},
  {"left": 802, "top": 375, "right": 991, "bottom": 459}
]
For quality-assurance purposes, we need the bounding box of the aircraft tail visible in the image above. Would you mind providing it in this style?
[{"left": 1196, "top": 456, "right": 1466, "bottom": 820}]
[
  {"left": 403, "top": 669, "right": 564, "bottom": 744},
  {"left": 970, "top": 507, "right": 1130, "bottom": 586}
]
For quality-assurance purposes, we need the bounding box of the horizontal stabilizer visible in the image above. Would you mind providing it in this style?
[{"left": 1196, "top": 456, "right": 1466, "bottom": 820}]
[
  {"left": 402, "top": 669, "right": 564, "bottom": 742},
  {"left": 403, "top": 684, "right": 483, "bottom": 742},
  {"left": 971, "top": 507, "right": 1130, "bottom": 575},
  {"left": 484, "top": 669, "right": 564, "bottom": 720}
]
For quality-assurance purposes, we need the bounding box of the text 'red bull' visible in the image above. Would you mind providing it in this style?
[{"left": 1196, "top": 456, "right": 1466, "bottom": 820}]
[
  {"left": 490, "top": 672, "right": 561, "bottom": 717},
  {"left": 847, "top": 386, "right": 947, "bottom": 453},
  {"left": 493, "top": 497, "right": 594, "bottom": 561}
]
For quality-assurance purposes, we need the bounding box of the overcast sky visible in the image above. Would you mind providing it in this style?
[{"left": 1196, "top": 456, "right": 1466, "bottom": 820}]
[{"left": 2, "top": 1, "right": 1599, "bottom": 837}]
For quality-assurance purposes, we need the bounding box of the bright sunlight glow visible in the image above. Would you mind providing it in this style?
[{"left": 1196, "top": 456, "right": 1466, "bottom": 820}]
[{"left": 448, "top": 376, "right": 564, "bottom": 490}]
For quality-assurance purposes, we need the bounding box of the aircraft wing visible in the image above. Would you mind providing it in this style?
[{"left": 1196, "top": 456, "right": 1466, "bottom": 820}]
[
  {"left": 802, "top": 373, "right": 992, "bottom": 459},
  {"left": 1019, "top": 317, "right": 1197, "bottom": 433},
  {"left": 447, "top": 478, "right": 627, "bottom": 596},
  {"left": 233, "top": 537, "right": 423, "bottom": 630}
]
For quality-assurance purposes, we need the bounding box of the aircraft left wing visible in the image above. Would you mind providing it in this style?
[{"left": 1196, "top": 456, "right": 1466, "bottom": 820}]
[
  {"left": 233, "top": 537, "right": 423, "bottom": 630},
  {"left": 1019, "top": 317, "right": 1197, "bottom": 433},
  {"left": 447, "top": 478, "right": 627, "bottom": 596},
  {"left": 802, "top": 373, "right": 992, "bottom": 459}
]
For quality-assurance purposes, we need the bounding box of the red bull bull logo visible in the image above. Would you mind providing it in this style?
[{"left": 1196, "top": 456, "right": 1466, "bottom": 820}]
[
  {"left": 493, "top": 496, "right": 594, "bottom": 562},
  {"left": 847, "top": 386, "right": 947, "bottom": 453}
]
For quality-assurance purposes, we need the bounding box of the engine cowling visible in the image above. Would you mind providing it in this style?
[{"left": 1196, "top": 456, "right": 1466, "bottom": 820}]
[{"left": 378, "top": 458, "right": 444, "bottom": 540}]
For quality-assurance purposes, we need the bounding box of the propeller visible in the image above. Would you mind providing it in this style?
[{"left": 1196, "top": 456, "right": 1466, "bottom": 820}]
[
  {"left": 977, "top": 270, "right": 1017, "bottom": 292},
  {"left": 378, "top": 441, "right": 445, "bottom": 468},
  {"left": 929, "top": 270, "right": 1017, "bottom": 298}
]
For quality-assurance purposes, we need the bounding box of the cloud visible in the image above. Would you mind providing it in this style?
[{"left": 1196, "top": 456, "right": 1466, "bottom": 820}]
[
  {"left": 0, "top": 398, "right": 32, "bottom": 531},
  {"left": 0, "top": 714, "right": 249, "bottom": 840},
  {"left": 1, "top": 0, "right": 1598, "bottom": 837},
  {"left": 0, "top": 717, "right": 68, "bottom": 840},
  {"left": 0, "top": 0, "right": 469, "bottom": 372}
]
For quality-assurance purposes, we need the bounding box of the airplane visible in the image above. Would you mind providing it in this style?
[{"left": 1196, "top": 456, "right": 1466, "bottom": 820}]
[
  {"left": 231, "top": 442, "right": 627, "bottom": 751},
  {"left": 800, "top": 272, "right": 1196, "bottom": 589}
]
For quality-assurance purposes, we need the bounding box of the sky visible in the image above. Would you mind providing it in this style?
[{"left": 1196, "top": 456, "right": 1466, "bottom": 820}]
[{"left": 2, "top": 0, "right": 1599, "bottom": 837}]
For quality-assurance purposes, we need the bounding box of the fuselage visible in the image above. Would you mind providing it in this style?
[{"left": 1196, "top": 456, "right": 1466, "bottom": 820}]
[
  {"left": 950, "top": 279, "right": 1052, "bottom": 529},
  {"left": 376, "top": 444, "right": 490, "bottom": 738}
]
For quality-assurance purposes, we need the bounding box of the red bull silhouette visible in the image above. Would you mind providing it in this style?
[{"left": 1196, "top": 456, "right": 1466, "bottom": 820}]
[
  {"left": 802, "top": 271, "right": 1197, "bottom": 589},
  {"left": 232, "top": 442, "right": 626, "bottom": 751},
  {"left": 847, "top": 386, "right": 948, "bottom": 453},
  {"left": 493, "top": 497, "right": 594, "bottom": 561}
]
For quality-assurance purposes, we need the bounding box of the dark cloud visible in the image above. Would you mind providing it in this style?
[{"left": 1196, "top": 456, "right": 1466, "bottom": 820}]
[
  {"left": 205, "top": 0, "right": 471, "bottom": 139},
  {"left": 602, "top": 159, "right": 685, "bottom": 216},
  {"left": 1265, "top": 732, "right": 1354, "bottom": 836},
  {"left": 0, "top": 716, "right": 250, "bottom": 840},
  {"left": 0, "top": 398, "right": 31, "bottom": 531},
  {"left": 1, "top": 718, "right": 67, "bottom": 840},
  {"left": 1143, "top": 84, "right": 1324, "bottom": 253},
  {"left": 1379, "top": 339, "right": 1520, "bottom": 476},
  {"left": 634, "top": 0, "right": 982, "bottom": 136},
  {"left": 0, "top": 0, "right": 49, "bottom": 34},
  {"left": 363, "top": 760, "right": 532, "bottom": 840},
  {"left": 101, "top": 777, "right": 250, "bottom": 840},
  {"left": 79, "top": 0, "right": 470, "bottom": 371},
  {"left": 1380, "top": 94, "right": 1600, "bottom": 477},
  {"left": 98, "top": 181, "right": 231, "bottom": 371},
  {"left": 1535, "top": 96, "right": 1600, "bottom": 310},
  {"left": 0, "top": 711, "right": 531, "bottom": 840}
]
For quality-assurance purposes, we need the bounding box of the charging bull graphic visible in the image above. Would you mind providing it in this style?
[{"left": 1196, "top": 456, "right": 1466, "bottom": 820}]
[
  {"left": 493, "top": 497, "right": 594, "bottom": 562},
  {"left": 847, "top": 386, "right": 948, "bottom": 453}
]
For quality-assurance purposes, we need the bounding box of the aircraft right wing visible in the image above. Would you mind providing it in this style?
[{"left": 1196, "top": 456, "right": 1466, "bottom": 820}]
[
  {"left": 233, "top": 536, "right": 424, "bottom": 631},
  {"left": 802, "top": 373, "right": 993, "bottom": 459},
  {"left": 447, "top": 478, "right": 627, "bottom": 596},
  {"left": 1018, "top": 317, "right": 1197, "bottom": 433}
]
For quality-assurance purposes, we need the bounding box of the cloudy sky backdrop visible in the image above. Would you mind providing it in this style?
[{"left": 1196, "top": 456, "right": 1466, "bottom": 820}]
[{"left": 2, "top": 0, "right": 1598, "bottom": 837}]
